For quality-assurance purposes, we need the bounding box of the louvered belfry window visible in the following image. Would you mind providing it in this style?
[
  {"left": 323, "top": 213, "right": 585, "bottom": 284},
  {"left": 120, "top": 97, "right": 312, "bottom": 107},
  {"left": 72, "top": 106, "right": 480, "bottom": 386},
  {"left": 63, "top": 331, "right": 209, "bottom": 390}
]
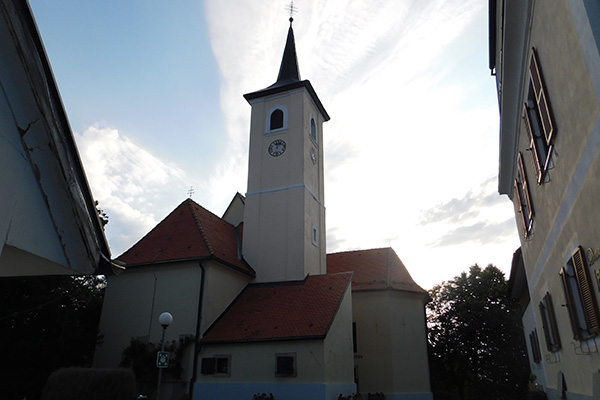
[
  {"left": 514, "top": 152, "right": 534, "bottom": 237},
  {"left": 523, "top": 47, "right": 555, "bottom": 184},
  {"left": 560, "top": 246, "right": 600, "bottom": 340}
]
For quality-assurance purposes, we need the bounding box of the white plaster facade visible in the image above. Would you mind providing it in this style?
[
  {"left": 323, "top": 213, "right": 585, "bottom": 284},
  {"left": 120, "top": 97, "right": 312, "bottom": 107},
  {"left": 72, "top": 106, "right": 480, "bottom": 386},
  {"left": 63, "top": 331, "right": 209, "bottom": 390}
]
[
  {"left": 352, "top": 291, "right": 431, "bottom": 400},
  {"left": 492, "top": 1, "right": 600, "bottom": 398}
]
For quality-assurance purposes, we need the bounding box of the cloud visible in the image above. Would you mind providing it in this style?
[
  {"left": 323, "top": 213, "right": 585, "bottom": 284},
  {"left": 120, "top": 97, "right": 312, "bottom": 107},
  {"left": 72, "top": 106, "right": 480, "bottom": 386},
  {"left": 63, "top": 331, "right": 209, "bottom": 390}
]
[
  {"left": 418, "top": 176, "right": 517, "bottom": 247},
  {"left": 75, "top": 126, "right": 189, "bottom": 256},
  {"left": 428, "top": 218, "right": 517, "bottom": 247}
]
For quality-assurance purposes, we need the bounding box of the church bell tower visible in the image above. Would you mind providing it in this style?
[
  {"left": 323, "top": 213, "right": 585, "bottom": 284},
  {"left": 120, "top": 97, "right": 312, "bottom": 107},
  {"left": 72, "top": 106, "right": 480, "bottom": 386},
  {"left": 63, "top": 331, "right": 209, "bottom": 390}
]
[{"left": 242, "top": 17, "right": 330, "bottom": 282}]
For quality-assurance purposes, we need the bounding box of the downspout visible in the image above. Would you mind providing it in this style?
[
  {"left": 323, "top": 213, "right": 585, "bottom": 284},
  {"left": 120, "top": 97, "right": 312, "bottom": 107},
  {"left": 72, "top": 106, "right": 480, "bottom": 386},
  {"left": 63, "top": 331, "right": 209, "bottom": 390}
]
[{"left": 189, "top": 261, "right": 206, "bottom": 400}]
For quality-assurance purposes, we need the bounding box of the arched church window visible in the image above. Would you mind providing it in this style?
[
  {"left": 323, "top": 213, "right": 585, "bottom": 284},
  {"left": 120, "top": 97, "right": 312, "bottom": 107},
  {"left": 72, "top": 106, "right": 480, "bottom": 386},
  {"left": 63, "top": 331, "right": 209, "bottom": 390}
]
[
  {"left": 265, "top": 106, "right": 288, "bottom": 134},
  {"left": 270, "top": 109, "right": 284, "bottom": 130},
  {"left": 310, "top": 116, "right": 317, "bottom": 143}
]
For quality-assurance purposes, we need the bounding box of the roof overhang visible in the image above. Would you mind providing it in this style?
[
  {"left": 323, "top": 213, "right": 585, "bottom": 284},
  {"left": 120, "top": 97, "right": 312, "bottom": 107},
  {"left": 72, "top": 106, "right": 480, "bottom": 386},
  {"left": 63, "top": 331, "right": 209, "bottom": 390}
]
[
  {"left": 244, "top": 79, "right": 330, "bottom": 122},
  {"left": 0, "top": 0, "right": 111, "bottom": 275},
  {"left": 494, "top": 0, "right": 534, "bottom": 196}
]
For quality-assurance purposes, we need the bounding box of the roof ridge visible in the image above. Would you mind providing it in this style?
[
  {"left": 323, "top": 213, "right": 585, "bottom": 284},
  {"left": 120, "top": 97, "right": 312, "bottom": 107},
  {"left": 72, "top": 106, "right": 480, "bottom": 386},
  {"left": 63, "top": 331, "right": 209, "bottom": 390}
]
[
  {"left": 327, "top": 246, "right": 392, "bottom": 256},
  {"left": 186, "top": 199, "right": 215, "bottom": 255}
]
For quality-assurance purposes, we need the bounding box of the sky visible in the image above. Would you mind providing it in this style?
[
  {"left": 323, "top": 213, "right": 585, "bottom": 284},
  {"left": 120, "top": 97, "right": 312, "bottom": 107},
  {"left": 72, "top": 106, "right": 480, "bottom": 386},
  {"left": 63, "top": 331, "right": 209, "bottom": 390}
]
[{"left": 28, "top": 0, "right": 520, "bottom": 290}]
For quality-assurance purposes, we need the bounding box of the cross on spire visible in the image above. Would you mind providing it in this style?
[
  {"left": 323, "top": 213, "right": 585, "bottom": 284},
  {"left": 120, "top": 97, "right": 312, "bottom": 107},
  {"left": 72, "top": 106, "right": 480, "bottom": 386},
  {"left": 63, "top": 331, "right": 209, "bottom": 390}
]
[
  {"left": 187, "top": 186, "right": 195, "bottom": 199},
  {"left": 285, "top": 1, "right": 298, "bottom": 24}
]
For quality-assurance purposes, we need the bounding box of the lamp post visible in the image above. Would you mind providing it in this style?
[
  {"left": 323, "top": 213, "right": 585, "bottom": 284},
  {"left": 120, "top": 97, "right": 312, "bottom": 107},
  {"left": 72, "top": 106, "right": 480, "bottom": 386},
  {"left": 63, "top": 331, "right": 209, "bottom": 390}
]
[{"left": 156, "top": 312, "right": 173, "bottom": 400}]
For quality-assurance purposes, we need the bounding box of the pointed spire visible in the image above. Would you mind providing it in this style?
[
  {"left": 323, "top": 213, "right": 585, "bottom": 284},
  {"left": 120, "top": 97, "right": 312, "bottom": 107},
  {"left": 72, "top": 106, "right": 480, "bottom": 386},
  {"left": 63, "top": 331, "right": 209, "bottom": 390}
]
[{"left": 274, "top": 18, "right": 300, "bottom": 86}]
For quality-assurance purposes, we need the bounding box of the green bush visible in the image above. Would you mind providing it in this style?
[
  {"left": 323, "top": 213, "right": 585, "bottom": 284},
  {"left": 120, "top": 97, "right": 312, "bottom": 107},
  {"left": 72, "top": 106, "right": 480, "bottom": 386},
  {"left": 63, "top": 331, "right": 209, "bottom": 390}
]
[{"left": 42, "top": 367, "right": 136, "bottom": 400}]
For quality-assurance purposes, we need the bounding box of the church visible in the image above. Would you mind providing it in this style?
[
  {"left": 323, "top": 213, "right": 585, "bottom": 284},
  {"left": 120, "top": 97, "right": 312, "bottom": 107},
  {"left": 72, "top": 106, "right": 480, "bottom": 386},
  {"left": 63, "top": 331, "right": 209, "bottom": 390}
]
[{"left": 94, "top": 16, "right": 432, "bottom": 400}]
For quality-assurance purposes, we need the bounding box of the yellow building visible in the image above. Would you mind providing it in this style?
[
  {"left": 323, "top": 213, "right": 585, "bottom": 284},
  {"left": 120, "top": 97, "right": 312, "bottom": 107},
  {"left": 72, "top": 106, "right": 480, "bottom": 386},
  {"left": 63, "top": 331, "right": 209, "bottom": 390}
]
[{"left": 491, "top": 1, "right": 600, "bottom": 398}]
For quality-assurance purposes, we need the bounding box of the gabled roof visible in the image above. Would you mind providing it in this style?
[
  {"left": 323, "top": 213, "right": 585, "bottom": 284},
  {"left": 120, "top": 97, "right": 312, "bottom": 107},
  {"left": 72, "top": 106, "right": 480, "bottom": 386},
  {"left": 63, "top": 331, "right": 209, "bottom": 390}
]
[
  {"left": 117, "top": 199, "right": 253, "bottom": 276},
  {"left": 327, "top": 247, "right": 426, "bottom": 294},
  {"left": 201, "top": 272, "right": 353, "bottom": 344}
]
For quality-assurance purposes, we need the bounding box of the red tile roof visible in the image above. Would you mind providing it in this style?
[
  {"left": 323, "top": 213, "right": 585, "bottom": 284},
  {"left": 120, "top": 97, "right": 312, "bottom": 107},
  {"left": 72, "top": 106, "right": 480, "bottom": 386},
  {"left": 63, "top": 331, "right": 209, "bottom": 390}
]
[
  {"left": 201, "top": 272, "right": 353, "bottom": 343},
  {"left": 327, "top": 247, "right": 426, "bottom": 294},
  {"left": 117, "top": 199, "right": 253, "bottom": 276}
]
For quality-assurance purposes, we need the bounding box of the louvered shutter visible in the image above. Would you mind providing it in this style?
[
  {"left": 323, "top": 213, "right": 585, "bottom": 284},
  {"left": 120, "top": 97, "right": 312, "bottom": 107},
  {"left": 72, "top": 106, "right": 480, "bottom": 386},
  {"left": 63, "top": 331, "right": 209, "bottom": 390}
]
[
  {"left": 572, "top": 247, "right": 600, "bottom": 334},
  {"left": 560, "top": 267, "right": 582, "bottom": 340}
]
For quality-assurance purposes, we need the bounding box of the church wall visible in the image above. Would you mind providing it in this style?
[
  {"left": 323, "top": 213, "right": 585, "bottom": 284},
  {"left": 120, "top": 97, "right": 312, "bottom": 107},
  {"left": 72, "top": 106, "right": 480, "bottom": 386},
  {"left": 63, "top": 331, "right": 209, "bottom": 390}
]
[
  {"left": 352, "top": 290, "right": 432, "bottom": 398},
  {"left": 195, "top": 339, "right": 355, "bottom": 400},
  {"left": 323, "top": 280, "right": 355, "bottom": 386},
  {"left": 94, "top": 261, "right": 202, "bottom": 368},
  {"left": 201, "top": 259, "right": 252, "bottom": 333}
]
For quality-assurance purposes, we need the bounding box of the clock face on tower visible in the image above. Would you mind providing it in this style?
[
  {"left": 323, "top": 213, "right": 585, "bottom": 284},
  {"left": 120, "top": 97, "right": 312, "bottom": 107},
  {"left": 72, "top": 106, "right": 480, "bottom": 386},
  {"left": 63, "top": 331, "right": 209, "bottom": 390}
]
[{"left": 268, "top": 139, "right": 287, "bottom": 157}]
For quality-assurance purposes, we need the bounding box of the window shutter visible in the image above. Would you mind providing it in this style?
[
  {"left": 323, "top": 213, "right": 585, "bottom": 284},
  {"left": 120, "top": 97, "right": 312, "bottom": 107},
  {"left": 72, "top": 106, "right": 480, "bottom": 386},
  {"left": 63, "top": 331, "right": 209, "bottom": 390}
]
[
  {"left": 517, "top": 152, "right": 534, "bottom": 224},
  {"left": 546, "top": 293, "right": 561, "bottom": 350},
  {"left": 572, "top": 247, "right": 600, "bottom": 334},
  {"left": 560, "top": 267, "right": 582, "bottom": 340},
  {"left": 201, "top": 357, "right": 216, "bottom": 374},
  {"left": 514, "top": 180, "right": 528, "bottom": 236},
  {"left": 529, "top": 48, "right": 554, "bottom": 146},
  {"left": 539, "top": 300, "right": 551, "bottom": 351}
]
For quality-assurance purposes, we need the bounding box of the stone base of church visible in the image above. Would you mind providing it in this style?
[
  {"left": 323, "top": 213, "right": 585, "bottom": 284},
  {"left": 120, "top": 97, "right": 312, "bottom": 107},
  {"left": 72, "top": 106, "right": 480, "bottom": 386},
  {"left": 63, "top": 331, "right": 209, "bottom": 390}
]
[{"left": 193, "top": 382, "right": 356, "bottom": 400}]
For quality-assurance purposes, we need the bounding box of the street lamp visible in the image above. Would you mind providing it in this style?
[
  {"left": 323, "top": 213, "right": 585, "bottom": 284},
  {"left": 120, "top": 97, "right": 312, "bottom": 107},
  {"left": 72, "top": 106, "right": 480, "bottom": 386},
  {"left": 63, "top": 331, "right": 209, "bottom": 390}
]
[{"left": 156, "top": 312, "right": 173, "bottom": 400}]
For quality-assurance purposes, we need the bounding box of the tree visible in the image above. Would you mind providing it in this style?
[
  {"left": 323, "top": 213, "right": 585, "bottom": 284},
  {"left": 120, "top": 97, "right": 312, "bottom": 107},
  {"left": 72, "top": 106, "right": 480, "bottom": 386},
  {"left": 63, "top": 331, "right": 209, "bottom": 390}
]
[
  {"left": 120, "top": 336, "right": 194, "bottom": 397},
  {"left": 427, "top": 264, "right": 529, "bottom": 400},
  {"left": 0, "top": 275, "right": 106, "bottom": 400}
]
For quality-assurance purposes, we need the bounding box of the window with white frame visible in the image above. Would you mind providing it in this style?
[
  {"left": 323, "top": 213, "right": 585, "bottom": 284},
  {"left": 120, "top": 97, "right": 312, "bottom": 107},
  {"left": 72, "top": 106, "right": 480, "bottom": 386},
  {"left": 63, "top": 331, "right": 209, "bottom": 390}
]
[
  {"left": 514, "top": 152, "right": 534, "bottom": 238},
  {"left": 523, "top": 47, "right": 555, "bottom": 184},
  {"left": 560, "top": 246, "right": 600, "bottom": 340}
]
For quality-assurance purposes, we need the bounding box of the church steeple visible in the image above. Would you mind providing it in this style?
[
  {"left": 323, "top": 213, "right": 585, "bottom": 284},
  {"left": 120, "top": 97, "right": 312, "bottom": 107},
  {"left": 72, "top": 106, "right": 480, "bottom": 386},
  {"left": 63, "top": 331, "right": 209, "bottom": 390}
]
[
  {"left": 274, "top": 18, "right": 300, "bottom": 87},
  {"left": 242, "top": 15, "right": 330, "bottom": 282}
]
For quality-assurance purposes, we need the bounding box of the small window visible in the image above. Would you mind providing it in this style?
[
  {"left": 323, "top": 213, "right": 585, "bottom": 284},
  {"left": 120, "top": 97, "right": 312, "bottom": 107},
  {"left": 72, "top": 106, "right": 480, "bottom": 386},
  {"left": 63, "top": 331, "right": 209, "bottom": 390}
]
[
  {"left": 529, "top": 329, "right": 542, "bottom": 364},
  {"left": 523, "top": 48, "right": 555, "bottom": 184},
  {"left": 312, "top": 225, "right": 318, "bottom": 246},
  {"left": 276, "top": 353, "right": 296, "bottom": 377},
  {"left": 514, "top": 152, "right": 534, "bottom": 238},
  {"left": 539, "top": 292, "right": 561, "bottom": 352},
  {"left": 271, "top": 109, "right": 284, "bottom": 130},
  {"left": 201, "top": 355, "right": 231, "bottom": 376},
  {"left": 560, "top": 246, "right": 600, "bottom": 340},
  {"left": 309, "top": 116, "right": 317, "bottom": 143},
  {"left": 266, "top": 106, "right": 288, "bottom": 134}
]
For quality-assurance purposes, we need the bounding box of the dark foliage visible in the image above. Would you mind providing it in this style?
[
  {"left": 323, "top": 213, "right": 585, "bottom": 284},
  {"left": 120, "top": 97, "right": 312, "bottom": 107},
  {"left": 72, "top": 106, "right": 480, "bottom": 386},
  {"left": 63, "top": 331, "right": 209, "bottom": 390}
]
[
  {"left": 0, "top": 275, "right": 105, "bottom": 400},
  {"left": 120, "top": 336, "right": 194, "bottom": 397},
  {"left": 427, "top": 265, "right": 530, "bottom": 400},
  {"left": 41, "top": 367, "right": 135, "bottom": 400}
]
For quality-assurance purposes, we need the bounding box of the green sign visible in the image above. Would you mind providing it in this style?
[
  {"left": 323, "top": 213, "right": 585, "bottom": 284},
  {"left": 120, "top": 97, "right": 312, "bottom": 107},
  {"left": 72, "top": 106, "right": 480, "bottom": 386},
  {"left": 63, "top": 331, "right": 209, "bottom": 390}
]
[{"left": 156, "top": 351, "right": 169, "bottom": 368}]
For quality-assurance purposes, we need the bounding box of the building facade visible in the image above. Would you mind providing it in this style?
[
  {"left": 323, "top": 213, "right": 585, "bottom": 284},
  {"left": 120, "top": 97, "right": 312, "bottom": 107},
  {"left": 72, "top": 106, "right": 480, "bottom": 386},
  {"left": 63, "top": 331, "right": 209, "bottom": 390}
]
[{"left": 490, "top": 1, "right": 600, "bottom": 398}]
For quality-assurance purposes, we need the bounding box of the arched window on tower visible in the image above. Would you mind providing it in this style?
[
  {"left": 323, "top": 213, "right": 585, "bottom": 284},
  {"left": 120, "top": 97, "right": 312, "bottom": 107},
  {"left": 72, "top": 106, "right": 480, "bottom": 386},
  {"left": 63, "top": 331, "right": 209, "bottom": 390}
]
[
  {"left": 310, "top": 116, "right": 317, "bottom": 143},
  {"left": 265, "top": 106, "right": 288, "bottom": 134},
  {"left": 270, "top": 109, "right": 284, "bottom": 130}
]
